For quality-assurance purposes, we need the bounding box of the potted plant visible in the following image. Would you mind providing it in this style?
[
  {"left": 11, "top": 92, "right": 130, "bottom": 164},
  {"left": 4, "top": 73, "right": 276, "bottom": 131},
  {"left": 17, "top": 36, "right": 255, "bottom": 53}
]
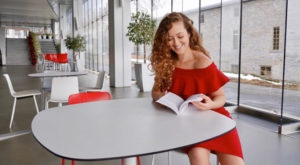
[
  {"left": 64, "top": 35, "right": 86, "bottom": 71},
  {"left": 126, "top": 11, "right": 156, "bottom": 91}
]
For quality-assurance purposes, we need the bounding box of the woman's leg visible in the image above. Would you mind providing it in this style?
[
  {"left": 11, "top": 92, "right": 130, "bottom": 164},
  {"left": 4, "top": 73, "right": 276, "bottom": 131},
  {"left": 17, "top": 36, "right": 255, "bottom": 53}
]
[
  {"left": 187, "top": 147, "right": 211, "bottom": 165},
  {"left": 217, "top": 152, "right": 245, "bottom": 165}
]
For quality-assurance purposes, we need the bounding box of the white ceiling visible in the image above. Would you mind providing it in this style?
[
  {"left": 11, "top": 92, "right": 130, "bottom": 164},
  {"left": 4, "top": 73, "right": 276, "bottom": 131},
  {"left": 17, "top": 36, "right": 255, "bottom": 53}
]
[{"left": 0, "top": 0, "right": 57, "bottom": 27}]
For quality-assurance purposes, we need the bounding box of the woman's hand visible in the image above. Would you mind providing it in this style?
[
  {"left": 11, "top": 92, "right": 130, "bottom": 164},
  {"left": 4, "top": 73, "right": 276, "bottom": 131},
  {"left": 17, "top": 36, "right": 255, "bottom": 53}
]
[
  {"left": 152, "top": 89, "right": 168, "bottom": 101},
  {"left": 191, "top": 94, "right": 215, "bottom": 111},
  {"left": 191, "top": 88, "right": 226, "bottom": 110}
]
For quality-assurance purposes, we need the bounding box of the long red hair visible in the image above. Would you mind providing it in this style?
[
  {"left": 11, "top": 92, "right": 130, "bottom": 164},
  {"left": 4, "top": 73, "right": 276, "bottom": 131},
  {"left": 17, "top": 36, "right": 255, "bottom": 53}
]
[{"left": 150, "top": 12, "right": 209, "bottom": 92}]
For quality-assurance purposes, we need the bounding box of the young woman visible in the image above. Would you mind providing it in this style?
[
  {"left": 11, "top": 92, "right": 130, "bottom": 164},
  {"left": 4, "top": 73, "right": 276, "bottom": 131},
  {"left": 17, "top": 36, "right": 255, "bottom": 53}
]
[{"left": 150, "top": 12, "right": 245, "bottom": 165}]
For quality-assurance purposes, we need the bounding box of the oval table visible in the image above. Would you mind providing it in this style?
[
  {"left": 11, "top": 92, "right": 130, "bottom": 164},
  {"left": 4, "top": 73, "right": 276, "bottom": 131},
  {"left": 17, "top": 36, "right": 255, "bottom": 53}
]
[
  {"left": 31, "top": 97, "right": 236, "bottom": 164},
  {"left": 28, "top": 71, "right": 88, "bottom": 78}
]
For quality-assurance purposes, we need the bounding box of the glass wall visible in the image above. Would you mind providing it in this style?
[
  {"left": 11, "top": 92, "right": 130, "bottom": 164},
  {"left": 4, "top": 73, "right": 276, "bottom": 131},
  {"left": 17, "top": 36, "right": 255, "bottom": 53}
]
[
  {"left": 220, "top": 0, "right": 240, "bottom": 105},
  {"left": 183, "top": 0, "right": 199, "bottom": 32},
  {"left": 239, "top": 0, "right": 285, "bottom": 116},
  {"left": 173, "top": 0, "right": 183, "bottom": 12},
  {"left": 81, "top": 0, "right": 109, "bottom": 73},
  {"left": 102, "top": 1, "right": 109, "bottom": 72},
  {"left": 284, "top": 0, "right": 300, "bottom": 117},
  {"left": 60, "top": 4, "right": 72, "bottom": 38},
  {"left": 78, "top": 0, "right": 299, "bottom": 122},
  {"left": 152, "top": 0, "right": 171, "bottom": 20},
  {"left": 88, "top": 0, "right": 93, "bottom": 69},
  {"left": 126, "top": 0, "right": 300, "bottom": 124}
]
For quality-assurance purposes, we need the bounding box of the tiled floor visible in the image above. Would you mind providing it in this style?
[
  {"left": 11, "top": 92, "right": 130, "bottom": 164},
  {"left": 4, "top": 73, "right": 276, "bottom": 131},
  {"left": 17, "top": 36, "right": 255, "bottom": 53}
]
[{"left": 0, "top": 65, "right": 300, "bottom": 165}]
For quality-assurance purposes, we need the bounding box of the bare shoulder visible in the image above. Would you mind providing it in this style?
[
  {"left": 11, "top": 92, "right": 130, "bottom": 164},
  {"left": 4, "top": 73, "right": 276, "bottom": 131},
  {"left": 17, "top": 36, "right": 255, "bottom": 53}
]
[{"left": 193, "top": 51, "right": 212, "bottom": 69}]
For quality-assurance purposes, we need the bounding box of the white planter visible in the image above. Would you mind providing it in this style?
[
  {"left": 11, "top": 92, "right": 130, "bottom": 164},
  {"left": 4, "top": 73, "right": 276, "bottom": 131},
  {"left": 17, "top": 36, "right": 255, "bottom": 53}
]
[
  {"left": 134, "top": 63, "right": 154, "bottom": 92},
  {"left": 76, "top": 56, "right": 85, "bottom": 71}
]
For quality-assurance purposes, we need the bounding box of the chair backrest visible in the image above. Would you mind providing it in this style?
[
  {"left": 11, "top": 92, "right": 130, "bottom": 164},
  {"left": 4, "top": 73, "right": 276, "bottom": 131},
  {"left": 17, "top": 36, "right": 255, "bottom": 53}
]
[
  {"left": 50, "top": 54, "right": 58, "bottom": 62},
  {"left": 96, "top": 70, "right": 105, "bottom": 89},
  {"left": 44, "top": 54, "right": 51, "bottom": 61},
  {"left": 78, "top": 71, "right": 105, "bottom": 90},
  {"left": 68, "top": 91, "right": 111, "bottom": 105},
  {"left": 57, "top": 53, "right": 68, "bottom": 63},
  {"left": 3, "top": 74, "right": 16, "bottom": 96},
  {"left": 50, "top": 76, "right": 79, "bottom": 101}
]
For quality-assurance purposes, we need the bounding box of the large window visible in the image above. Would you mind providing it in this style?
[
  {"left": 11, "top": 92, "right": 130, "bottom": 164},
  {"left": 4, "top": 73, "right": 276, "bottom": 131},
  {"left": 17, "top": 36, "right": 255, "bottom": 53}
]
[
  {"left": 219, "top": 0, "right": 240, "bottom": 105},
  {"left": 283, "top": 0, "right": 300, "bottom": 117},
  {"left": 273, "top": 26, "right": 280, "bottom": 50},
  {"left": 152, "top": 0, "right": 171, "bottom": 19},
  {"left": 81, "top": 0, "right": 109, "bottom": 72},
  {"left": 5, "top": 28, "right": 28, "bottom": 38},
  {"left": 233, "top": 30, "right": 239, "bottom": 50},
  {"left": 240, "top": 0, "right": 285, "bottom": 117},
  {"left": 184, "top": 0, "right": 199, "bottom": 32},
  {"left": 173, "top": 0, "right": 183, "bottom": 12},
  {"left": 79, "top": 0, "right": 300, "bottom": 124}
]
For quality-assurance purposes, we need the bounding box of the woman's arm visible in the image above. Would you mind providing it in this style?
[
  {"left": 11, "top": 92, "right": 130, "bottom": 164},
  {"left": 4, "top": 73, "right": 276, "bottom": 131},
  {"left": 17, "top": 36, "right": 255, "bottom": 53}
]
[
  {"left": 151, "top": 87, "right": 167, "bottom": 101},
  {"left": 191, "top": 88, "right": 226, "bottom": 110}
]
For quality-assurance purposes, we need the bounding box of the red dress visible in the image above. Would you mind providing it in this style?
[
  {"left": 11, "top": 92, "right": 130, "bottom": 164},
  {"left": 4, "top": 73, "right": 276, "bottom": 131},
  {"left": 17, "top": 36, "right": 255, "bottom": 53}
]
[{"left": 170, "top": 62, "right": 243, "bottom": 159}]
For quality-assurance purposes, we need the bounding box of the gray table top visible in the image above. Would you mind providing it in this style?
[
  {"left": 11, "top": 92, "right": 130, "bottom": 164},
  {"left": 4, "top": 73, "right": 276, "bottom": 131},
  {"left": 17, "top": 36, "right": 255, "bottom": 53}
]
[
  {"left": 28, "top": 71, "right": 88, "bottom": 77},
  {"left": 31, "top": 97, "right": 235, "bottom": 161}
]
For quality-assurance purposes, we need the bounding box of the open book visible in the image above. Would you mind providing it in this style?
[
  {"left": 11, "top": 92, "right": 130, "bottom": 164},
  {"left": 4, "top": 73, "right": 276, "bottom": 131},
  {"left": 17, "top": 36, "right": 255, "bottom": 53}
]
[{"left": 156, "top": 92, "right": 203, "bottom": 115}]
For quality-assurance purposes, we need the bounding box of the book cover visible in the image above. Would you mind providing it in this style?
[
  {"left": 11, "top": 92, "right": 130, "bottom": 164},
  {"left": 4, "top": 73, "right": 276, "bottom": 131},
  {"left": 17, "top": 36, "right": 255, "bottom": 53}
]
[{"left": 156, "top": 92, "right": 203, "bottom": 115}]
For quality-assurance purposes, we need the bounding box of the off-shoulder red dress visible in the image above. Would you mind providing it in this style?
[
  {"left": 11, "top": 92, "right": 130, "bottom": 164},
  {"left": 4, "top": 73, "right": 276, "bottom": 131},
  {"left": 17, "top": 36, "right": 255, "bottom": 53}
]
[{"left": 170, "top": 62, "right": 243, "bottom": 159}]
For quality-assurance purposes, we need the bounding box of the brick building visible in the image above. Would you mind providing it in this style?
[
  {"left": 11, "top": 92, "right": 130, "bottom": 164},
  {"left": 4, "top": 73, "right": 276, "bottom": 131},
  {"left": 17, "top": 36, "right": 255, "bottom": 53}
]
[{"left": 184, "top": 0, "right": 299, "bottom": 83}]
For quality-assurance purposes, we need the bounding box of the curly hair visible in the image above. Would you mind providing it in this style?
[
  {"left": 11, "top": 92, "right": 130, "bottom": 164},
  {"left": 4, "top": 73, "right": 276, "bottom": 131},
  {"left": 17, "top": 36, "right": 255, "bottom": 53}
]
[{"left": 150, "top": 12, "right": 209, "bottom": 92}]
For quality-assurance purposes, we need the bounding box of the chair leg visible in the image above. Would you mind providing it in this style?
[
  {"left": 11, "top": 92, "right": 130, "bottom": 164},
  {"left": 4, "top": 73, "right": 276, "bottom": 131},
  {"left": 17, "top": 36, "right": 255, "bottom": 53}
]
[
  {"left": 151, "top": 154, "right": 155, "bottom": 165},
  {"left": 168, "top": 152, "right": 171, "bottom": 165},
  {"left": 45, "top": 100, "right": 49, "bottom": 110},
  {"left": 137, "top": 156, "right": 141, "bottom": 165},
  {"left": 33, "top": 95, "right": 39, "bottom": 113},
  {"left": 62, "top": 158, "right": 75, "bottom": 165},
  {"left": 121, "top": 157, "right": 139, "bottom": 165},
  {"left": 9, "top": 98, "right": 17, "bottom": 128},
  {"left": 67, "top": 63, "right": 70, "bottom": 71}
]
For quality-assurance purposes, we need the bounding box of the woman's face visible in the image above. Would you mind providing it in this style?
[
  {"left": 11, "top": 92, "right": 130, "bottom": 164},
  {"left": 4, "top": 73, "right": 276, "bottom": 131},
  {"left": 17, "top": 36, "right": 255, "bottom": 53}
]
[{"left": 167, "top": 21, "right": 190, "bottom": 56}]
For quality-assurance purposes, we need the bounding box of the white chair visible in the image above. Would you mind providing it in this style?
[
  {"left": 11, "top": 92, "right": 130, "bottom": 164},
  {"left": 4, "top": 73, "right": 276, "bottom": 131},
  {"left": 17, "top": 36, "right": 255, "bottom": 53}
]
[
  {"left": 3, "top": 74, "right": 41, "bottom": 128},
  {"left": 45, "top": 76, "right": 79, "bottom": 109},
  {"left": 78, "top": 71, "right": 105, "bottom": 92}
]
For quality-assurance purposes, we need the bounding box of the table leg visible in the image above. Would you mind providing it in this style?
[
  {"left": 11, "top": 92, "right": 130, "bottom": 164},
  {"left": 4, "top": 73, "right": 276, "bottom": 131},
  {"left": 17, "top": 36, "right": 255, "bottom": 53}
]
[
  {"left": 40, "top": 77, "right": 48, "bottom": 110},
  {"left": 41, "top": 89, "right": 45, "bottom": 110},
  {"left": 40, "top": 78, "right": 44, "bottom": 109}
]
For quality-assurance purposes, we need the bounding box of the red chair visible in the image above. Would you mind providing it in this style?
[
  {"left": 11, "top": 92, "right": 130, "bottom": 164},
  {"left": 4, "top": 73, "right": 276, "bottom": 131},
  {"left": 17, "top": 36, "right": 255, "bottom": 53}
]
[
  {"left": 44, "top": 53, "right": 59, "bottom": 70},
  {"left": 57, "top": 53, "right": 68, "bottom": 64},
  {"left": 63, "top": 92, "right": 141, "bottom": 165},
  {"left": 62, "top": 91, "right": 111, "bottom": 165},
  {"left": 57, "top": 53, "right": 69, "bottom": 71},
  {"left": 68, "top": 91, "right": 111, "bottom": 104}
]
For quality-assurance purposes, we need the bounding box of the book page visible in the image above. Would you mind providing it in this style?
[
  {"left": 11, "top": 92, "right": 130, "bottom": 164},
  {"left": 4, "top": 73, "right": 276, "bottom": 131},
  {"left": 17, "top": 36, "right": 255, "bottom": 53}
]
[
  {"left": 178, "top": 94, "right": 203, "bottom": 114},
  {"left": 156, "top": 92, "right": 184, "bottom": 115}
]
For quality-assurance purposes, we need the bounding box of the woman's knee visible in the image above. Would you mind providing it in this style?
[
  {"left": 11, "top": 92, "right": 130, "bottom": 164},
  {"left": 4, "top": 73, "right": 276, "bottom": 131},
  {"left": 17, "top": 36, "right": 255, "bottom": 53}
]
[
  {"left": 217, "top": 152, "right": 245, "bottom": 165},
  {"left": 188, "top": 147, "right": 211, "bottom": 165}
]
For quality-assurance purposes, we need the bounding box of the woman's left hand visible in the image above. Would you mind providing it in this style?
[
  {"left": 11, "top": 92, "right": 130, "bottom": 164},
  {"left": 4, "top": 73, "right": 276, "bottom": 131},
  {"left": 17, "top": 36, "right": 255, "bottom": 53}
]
[{"left": 191, "top": 94, "right": 215, "bottom": 111}]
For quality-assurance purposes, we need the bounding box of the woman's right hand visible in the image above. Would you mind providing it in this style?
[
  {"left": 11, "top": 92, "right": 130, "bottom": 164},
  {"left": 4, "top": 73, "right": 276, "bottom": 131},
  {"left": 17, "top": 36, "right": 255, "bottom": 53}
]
[{"left": 152, "top": 89, "right": 168, "bottom": 101}]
